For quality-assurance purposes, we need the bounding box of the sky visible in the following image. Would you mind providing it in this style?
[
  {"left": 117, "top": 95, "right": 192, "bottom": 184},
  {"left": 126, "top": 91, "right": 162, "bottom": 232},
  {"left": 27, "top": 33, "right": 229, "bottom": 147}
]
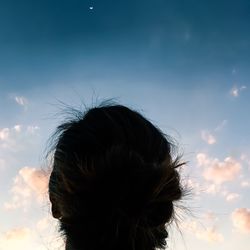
[{"left": 0, "top": 0, "right": 250, "bottom": 249}]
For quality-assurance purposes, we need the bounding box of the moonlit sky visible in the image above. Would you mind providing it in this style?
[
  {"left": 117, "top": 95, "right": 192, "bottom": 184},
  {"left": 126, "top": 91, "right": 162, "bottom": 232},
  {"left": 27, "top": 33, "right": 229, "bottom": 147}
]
[{"left": 0, "top": 0, "right": 250, "bottom": 249}]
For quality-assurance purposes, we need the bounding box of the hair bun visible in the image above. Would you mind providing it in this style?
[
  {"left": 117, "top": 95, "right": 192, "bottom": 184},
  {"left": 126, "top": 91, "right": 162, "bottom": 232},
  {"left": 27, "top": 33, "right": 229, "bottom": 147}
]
[{"left": 92, "top": 146, "right": 182, "bottom": 229}]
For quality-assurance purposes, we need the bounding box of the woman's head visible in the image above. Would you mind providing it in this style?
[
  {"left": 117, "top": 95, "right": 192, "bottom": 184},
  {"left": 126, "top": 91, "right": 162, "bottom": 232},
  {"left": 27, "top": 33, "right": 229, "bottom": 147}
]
[{"left": 48, "top": 101, "right": 185, "bottom": 250}]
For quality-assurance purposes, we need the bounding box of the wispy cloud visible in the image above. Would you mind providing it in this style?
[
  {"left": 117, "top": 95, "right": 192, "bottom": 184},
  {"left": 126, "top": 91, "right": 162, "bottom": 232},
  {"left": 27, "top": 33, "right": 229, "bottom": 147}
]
[
  {"left": 14, "top": 96, "right": 29, "bottom": 107},
  {"left": 230, "top": 85, "right": 247, "bottom": 97},
  {"left": 231, "top": 208, "right": 250, "bottom": 234},
  {"left": 201, "top": 120, "right": 227, "bottom": 145},
  {"left": 201, "top": 130, "right": 216, "bottom": 145},
  {"left": 214, "top": 120, "right": 227, "bottom": 132},
  {"left": 0, "top": 124, "right": 40, "bottom": 151}
]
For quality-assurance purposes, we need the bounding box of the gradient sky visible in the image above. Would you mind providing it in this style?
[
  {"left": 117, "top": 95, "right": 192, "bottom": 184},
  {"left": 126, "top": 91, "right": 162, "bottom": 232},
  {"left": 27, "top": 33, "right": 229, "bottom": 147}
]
[{"left": 0, "top": 1, "right": 250, "bottom": 249}]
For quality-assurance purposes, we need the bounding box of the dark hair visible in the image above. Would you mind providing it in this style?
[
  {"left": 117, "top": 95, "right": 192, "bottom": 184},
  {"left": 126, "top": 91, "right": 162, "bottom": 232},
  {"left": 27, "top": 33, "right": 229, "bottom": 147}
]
[{"left": 47, "top": 100, "right": 185, "bottom": 250}]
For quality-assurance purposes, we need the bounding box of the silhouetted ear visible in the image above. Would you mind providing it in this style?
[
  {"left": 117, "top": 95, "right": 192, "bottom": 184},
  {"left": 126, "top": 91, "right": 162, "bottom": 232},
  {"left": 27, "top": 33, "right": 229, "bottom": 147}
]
[
  {"left": 50, "top": 193, "right": 61, "bottom": 219},
  {"left": 51, "top": 203, "right": 61, "bottom": 219}
]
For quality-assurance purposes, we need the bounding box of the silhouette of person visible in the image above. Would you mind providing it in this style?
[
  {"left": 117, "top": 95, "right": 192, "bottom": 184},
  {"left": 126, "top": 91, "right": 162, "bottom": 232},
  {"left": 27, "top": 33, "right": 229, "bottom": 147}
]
[{"left": 48, "top": 100, "right": 185, "bottom": 250}]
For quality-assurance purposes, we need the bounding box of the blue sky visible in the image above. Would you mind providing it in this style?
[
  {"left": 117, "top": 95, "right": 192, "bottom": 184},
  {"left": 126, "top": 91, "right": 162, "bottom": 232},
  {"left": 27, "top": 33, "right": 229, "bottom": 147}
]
[{"left": 0, "top": 1, "right": 250, "bottom": 249}]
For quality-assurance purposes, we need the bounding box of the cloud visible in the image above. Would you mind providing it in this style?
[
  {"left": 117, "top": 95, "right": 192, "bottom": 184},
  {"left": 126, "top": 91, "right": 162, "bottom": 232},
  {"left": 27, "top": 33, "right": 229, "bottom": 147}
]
[
  {"left": 241, "top": 180, "right": 250, "bottom": 188},
  {"left": 196, "top": 153, "right": 211, "bottom": 167},
  {"left": 231, "top": 208, "right": 250, "bottom": 233},
  {"left": 185, "top": 178, "right": 201, "bottom": 195},
  {"left": 4, "top": 166, "right": 49, "bottom": 211},
  {"left": 14, "top": 125, "right": 22, "bottom": 132},
  {"left": 27, "top": 126, "right": 39, "bottom": 134},
  {"left": 203, "top": 157, "right": 241, "bottom": 184},
  {"left": 204, "top": 183, "right": 222, "bottom": 194},
  {"left": 0, "top": 227, "right": 31, "bottom": 250},
  {"left": 201, "top": 130, "right": 216, "bottom": 145},
  {"left": 36, "top": 216, "right": 51, "bottom": 231},
  {"left": 230, "top": 85, "right": 247, "bottom": 97},
  {"left": 195, "top": 227, "right": 224, "bottom": 243},
  {"left": 196, "top": 153, "right": 241, "bottom": 184},
  {"left": 0, "top": 124, "right": 40, "bottom": 151},
  {"left": 203, "top": 211, "right": 218, "bottom": 222},
  {"left": 0, "top": 125, "right": 22, "bottom": 139},
  {"left": 240, "top": 154, "right": 250, "bottom": 169},
  {"left": 14, "top": 96, "right": 28, "bottom": 107},
  {"left": 225, "top": 193, "right": 240, "bottom": 202},
  {"left": 0, "top": 128, "right": 10, "bottom": 140},
  {"left": 214, "top": 120, "right": 227, "bottom": 132},
  {"left": 181, "top": 220, "right": 223, "bottom": 243}
]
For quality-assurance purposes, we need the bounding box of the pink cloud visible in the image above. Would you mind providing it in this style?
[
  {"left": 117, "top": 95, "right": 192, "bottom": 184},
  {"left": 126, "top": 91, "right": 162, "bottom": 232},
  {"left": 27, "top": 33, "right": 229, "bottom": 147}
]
[
  {"left": 241, "top": 180, "right": 250, "bottom": 188},
  {"left": 204, "top": 183, "right": 222, "bottom": 194},
  {"left": 196, "top": 153, "right": 210, "bottom": 167},
  {"left": 231, "top": 208, "right": 250, "bottom": 234},
  {"left": 4, "top": 166, "right": 49, "bottom": 211},
  {"left": 196, "top": 153, "right": 241, "bottom": 184},
  {"left": 181, "top": 220, "right": 223, "bottom": 243},
  {"left": 225, "top": 193, "right": 240, "bottom": 202},
  {"left": 0, "top": 128, "right": 10, "bottom": 140},
  {"left": 19, "top": 167, "right": 48, "bottom": 194},
  {"left": 203, "top": 157, "right": 241, "bottom": 184}
]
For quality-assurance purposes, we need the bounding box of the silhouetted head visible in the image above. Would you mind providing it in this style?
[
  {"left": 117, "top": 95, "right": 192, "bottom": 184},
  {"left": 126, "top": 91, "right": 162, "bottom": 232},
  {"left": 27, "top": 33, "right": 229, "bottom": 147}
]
[{"left": 48, "top": 100, "right": 185, "bottom": 250}]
